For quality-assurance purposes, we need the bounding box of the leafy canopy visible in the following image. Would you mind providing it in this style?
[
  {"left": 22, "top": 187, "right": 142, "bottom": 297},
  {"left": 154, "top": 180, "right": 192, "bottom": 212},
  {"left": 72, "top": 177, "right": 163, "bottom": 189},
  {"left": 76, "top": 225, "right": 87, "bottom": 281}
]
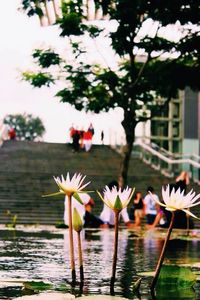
[
  {"left": 21, "top": 0, "right": 200, "bottom": 125},
  {"left": 3, "top": 113, "right": 45, "bottom": 141},
  {"left": 20, "top": 0, "right": 200, "bottom": 183}
]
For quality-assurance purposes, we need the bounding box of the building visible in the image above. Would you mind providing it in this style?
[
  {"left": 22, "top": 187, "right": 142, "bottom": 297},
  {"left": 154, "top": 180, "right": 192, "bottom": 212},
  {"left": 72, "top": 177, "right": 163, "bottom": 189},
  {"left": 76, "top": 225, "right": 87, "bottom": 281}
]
[
  {"left": 149, "top": 88, "right": 200, "bottom": 158},
  {"left": 150, "top": 93, "right": 183, "bottom": 154},
  {"left": 183, "top": 87, "right": 200, "bottom": 158}
]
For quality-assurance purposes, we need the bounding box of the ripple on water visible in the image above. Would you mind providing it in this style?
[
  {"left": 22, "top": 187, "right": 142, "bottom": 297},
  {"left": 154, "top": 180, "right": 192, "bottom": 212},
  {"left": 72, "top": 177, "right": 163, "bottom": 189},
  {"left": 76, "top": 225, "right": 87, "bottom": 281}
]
[{"left": 1, "top": 227, "right": 200, "bottom": 299}]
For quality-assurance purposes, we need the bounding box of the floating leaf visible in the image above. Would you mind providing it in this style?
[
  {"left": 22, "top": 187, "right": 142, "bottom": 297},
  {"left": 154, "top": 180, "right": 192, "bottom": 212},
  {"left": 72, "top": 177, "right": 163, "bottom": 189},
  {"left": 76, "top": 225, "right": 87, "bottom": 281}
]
[
  {"left": 55, "top": 283, "right": 70, "bottom": 292},
  {"left": 23, "top": 281, "right": 53, "bottom": 291},
  {"left": 0, "top": 278, "right": 51, "bottom": 288},
  {"left": 157, "top": 265, "right": 196, "bottom": 290},
  {"left": 156, "top": 287, "right": 195, "bottom": 299}
]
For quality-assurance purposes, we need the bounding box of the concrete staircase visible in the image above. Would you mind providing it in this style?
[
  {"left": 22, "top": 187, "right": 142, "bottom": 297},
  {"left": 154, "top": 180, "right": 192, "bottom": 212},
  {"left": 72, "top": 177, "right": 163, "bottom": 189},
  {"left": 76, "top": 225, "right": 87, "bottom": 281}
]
[{"left": 0, "top": 140, "right": 199, "bottom": 226}]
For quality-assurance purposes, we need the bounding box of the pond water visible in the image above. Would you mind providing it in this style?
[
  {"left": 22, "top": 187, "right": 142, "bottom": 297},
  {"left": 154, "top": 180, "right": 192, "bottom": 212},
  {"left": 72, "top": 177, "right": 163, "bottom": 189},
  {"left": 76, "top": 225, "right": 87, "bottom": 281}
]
[{"left": 0, "top": 226, "right": 200, "bottom": 300}]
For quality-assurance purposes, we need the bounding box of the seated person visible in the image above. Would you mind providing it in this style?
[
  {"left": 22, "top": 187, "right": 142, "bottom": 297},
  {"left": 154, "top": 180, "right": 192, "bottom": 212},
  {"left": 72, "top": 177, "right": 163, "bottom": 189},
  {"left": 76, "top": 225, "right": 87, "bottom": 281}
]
[
  {"left": 143, "top": 186, "right": 159, "bottom": 225},
  {"left": 64, "top": 193, "right": 103, "bottom": 228},
  {"left": 130, "top": 191, "right": 144, "bottom": 226},
  {"left": 175, "top": 170, "right": 190, "bottom": 194},
  {"left": 99, "top": 204, "right": 131, "bottom": 228},
  {"left": 84, "top": 198, "right": 104, "bottom": 228}
]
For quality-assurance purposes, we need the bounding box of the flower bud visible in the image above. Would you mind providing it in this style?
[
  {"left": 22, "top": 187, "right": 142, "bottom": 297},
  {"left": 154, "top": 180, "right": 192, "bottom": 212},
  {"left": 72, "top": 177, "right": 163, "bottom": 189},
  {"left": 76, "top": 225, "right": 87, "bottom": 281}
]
[{"left": 72, "top": 208, "right": 83, "bottom": 232}]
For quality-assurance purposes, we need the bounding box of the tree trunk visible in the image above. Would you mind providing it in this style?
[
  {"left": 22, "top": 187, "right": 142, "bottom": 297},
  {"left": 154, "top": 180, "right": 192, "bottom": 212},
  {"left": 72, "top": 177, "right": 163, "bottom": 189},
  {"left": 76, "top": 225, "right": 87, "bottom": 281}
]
[{"left": 120, "top": 116, "right": 136, "bottom": 186}]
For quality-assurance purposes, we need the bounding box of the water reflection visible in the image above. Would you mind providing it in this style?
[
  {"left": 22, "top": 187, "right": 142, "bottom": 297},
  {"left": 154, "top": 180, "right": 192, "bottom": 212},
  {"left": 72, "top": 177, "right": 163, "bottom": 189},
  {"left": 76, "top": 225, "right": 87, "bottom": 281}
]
[{"left": 0, "top": 227, "right": 200, "bottom": 299}]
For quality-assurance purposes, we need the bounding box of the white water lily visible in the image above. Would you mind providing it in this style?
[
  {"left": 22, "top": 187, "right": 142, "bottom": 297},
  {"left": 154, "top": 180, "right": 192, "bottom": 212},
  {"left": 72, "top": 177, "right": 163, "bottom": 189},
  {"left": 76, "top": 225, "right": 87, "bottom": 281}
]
[
  {"left": 97, "top": 186, "right": 135, "bottom": 212},
  {"left": 150, "top": 184, "right": 200, "bottom": 219},
  {"left": 43, "top": 173, "right": 90, "bottom": 202},
  {"left": 54, "top": 172, "right": 90, "bottom": 195}
]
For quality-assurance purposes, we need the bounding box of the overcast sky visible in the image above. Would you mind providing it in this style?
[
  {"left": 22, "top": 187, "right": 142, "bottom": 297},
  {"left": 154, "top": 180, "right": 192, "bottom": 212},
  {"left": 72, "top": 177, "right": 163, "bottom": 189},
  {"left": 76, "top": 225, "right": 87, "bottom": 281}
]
[{"left": 0, "top": 0, "right": 128, "bottom": 144}]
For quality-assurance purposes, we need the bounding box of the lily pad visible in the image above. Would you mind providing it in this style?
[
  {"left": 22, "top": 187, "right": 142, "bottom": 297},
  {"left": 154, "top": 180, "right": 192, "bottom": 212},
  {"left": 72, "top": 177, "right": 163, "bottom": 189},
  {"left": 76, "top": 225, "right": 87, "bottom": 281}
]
[
  {"left": 157, "top": 265, "right": 196, "bottom": 290},
  {"left": 138, "top": 265, "right": 196, "bottom": 289},
  {"left": 0, "top": 279, "right": 70, "bottom": 293},
  {"left": 155, "top": 287, "right": 195, "bottom": 299},
  {"left": 23, "top": 281, "right": 53, "bottom": 291},
  {"left": 0, "top": 278, "right": 52, "bottom": 289}
]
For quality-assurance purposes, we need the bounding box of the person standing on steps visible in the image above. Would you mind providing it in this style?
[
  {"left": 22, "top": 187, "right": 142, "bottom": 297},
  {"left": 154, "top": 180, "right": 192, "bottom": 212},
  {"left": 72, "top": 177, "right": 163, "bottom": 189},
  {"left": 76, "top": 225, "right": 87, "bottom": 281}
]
[
  {"left": 72, "top": 129, "right": 80, "bottom": 152},
  {"left": 101, "top": 130, "right": 104, "bottom": 144},
  {"left": 83, "top": 128, "right": 93, "bottom": 152},
  {"left": 88, "top": 123, "right": 94, "bottom": 137}
]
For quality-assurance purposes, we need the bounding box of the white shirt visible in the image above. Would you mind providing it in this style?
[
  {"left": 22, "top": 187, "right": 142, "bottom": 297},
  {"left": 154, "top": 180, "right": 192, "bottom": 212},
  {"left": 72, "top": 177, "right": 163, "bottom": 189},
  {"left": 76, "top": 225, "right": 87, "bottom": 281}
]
[
  {"left": 144, "top": 193, "right": 159, "bottom": 215},
  {"left": 99, "top": 204, "right": 130, "bottom": 225},
  {"left": 64, "top": 193, "right": 90, "bottom": 226}
]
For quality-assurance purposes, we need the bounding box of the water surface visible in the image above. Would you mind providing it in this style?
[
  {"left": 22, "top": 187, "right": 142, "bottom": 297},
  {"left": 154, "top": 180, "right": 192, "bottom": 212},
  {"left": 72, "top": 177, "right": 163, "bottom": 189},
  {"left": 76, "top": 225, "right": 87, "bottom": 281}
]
[{"left": 0, "top": 226, "right": 200, "bottom": 299}]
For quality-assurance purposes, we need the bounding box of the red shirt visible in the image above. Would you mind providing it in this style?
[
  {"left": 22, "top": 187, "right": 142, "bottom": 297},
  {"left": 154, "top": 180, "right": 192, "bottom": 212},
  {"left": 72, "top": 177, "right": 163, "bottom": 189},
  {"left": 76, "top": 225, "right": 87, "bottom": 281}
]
[{"left": 83, "top": 130, "right": 92, "bottom": 140}]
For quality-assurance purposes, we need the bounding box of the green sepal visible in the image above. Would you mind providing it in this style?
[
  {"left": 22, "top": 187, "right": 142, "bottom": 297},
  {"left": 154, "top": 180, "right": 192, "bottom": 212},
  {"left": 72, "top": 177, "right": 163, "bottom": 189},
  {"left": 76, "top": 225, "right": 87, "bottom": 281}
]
[
  {"left": 42, "top": 191, "right": 64, "bottom": 197},
  {"left": 72, "top": 207, "right": 83, "bottom": 232},
  {"left": 73, "top": 192, "right": 83, "bottom": 204},
  {"left": 114, "top": 195, "right": 122, "bottom": 211}
]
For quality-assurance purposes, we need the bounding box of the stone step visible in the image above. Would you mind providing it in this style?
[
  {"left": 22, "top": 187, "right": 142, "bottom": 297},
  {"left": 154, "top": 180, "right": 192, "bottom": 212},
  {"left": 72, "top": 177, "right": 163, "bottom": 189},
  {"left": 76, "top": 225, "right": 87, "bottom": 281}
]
[{"left": 0, "top": 140, "right": 199, "bottom": 227}]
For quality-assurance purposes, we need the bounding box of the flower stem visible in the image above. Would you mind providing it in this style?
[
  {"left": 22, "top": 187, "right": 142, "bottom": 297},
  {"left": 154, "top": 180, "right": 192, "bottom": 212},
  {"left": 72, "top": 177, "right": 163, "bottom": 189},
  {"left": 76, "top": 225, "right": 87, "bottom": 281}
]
[
  {"left": 77, "top": 231, "right": 84, "bottom": 282},
  {"left": 151, "top": 211, "right": 175, "bottom": 292},
  {"left": 68, "top": 195, "right": 76, "bottom": 284},
  {"left": 110, "top": 211, "right": 119, "bottom": 295}
]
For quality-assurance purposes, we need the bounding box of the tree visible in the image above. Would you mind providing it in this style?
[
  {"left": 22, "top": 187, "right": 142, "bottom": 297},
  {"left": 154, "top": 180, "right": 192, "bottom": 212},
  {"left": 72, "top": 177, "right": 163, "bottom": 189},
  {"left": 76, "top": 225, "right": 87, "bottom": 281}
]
[
  {"left": 21, "top": 0, "right": 200, "bottom": 184},
  {"left": 3, "top": 113, "right": 45, "bottom": 141}
]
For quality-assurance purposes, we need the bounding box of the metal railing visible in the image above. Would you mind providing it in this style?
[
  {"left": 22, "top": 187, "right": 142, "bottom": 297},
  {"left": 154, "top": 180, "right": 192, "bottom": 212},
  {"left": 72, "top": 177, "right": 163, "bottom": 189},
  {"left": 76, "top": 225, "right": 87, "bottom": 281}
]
[
  {"left": 109, "top": 131, "right": 200, "bottom": 185},
  {"left": 135, "top": 141, "right": 200, "bottom": 185},
  {"left": 149, "top": 142, "right": 200, "bottom": 162}
]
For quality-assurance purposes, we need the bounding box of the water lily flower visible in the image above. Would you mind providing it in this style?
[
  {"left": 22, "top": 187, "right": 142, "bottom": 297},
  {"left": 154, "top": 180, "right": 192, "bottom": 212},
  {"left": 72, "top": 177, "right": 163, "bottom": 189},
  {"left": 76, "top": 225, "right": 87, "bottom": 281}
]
[
  {"left": 54, "top": 173, "right": 90, "bottom": 195},
  {"left": 150, "top": 185, "right": 200, "bottom": 292},
  {"left": 42, "top": 172, "right": 90, "bottom": 284},
  {"left": 97, "top": 185, "right": 135, "bottom": 212},
  {"left": 97, "top": 184, "right": 135, "bottom": 293},
  {"left": 150, "top": 184, "right": 200, "bottom": 219},
  {"left": 43, "top": 173, "right": 90, "bottom": 202}
]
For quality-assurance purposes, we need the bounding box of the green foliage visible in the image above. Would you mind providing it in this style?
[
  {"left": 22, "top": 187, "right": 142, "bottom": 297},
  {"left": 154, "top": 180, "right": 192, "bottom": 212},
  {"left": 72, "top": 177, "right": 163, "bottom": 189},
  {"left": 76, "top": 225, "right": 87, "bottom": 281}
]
[
  {"left": 21, "top": 0, "right": 200, "bottom": 120},
  {"left": 86, "top": 25, "right": 103, "bottom": 38},
  {"left": 21, "top": 0, "right": 44, "bottom": 17},
  {"left": 32, "top": 49, "right": 61, "bottom": 68},
  {"left": 3, "top": 113, "right": 45, "bottom": 141},
  {"left": 57, "top": 13, "right": 84, "bottom": 37},
  {"left": 61, "top": 0, "right": 84, "bottom": 17},
  {"left": 22, "top": 71, "right": 54, "bottom": 87},
  {"left": 20, "top": 0, "right": 200, "bottom": 183}
]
